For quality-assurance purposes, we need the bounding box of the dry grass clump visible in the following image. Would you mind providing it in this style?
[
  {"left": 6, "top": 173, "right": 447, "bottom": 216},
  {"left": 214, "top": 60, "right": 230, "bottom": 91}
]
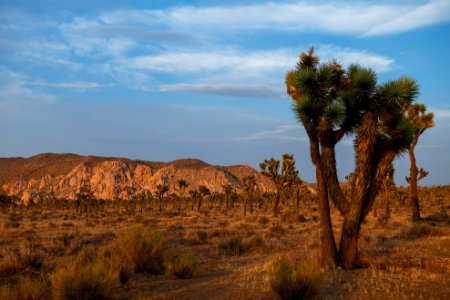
[
  {"left": 401, "top": 223, "right": 444, "bottom": 240},
  {"left": 51, "top": 247, "right": 119, "bottom": 300},
  {"left": 268, "top": 222, "right": 286, "bottom": 235},
  {"left": 0, "top": 245, "right": 45, "bottom": 277},
  {"left": 258, "top": 216, "right": 270, "bottom": 226},
  {"left": 196, "top": 230, "right": 208, "bottom": 242},
  {"left": 267, "top": 256, "right": 324, "bottom": 300},
  {"left": 218, "top": 236, "right": 246, "bottom": 256},
  {"left": 0, "top": 276, "right": 50, "bottom": 300},
  {"left": 3, "top": 212, "right": 21, "bottom": 228},
  {"left": 118, "top": 226, "right": 172, "bottom": 275},
  {"left": 167, "top": 251, "right": 198, "bottom": 279}
]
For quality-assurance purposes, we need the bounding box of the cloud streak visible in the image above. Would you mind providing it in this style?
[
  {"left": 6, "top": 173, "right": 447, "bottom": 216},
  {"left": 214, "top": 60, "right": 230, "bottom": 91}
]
[
  {"left": 160, "top": 83, "right": 281, "bottom": 98},
  {"left": 233, "top": 125, "right": 308, "bottom": 142},
  {"left": 99, "top": 1, "right": 450, "bottom": 37},
  {"left": 30, "top": 80, "right": 113, "bottom": 90},
  {"left": 0, "top": 67, "right": 56, "bottom": 106}
]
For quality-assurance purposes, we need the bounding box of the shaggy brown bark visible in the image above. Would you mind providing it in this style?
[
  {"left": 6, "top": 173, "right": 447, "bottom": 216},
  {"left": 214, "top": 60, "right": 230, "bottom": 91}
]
[{"left": 409, "top": 146, "right": 421, "bottom": 221}]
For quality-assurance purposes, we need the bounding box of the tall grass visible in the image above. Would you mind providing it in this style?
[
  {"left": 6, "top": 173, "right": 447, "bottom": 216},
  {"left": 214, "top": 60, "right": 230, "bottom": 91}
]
[
  {"left": 0, "top": 276, "right": 50, "bottom": 300},
  {"left": 51, "top": 247, "right": 119, "bottom": 300},
  {"left": 267, "top": 256, "right": 323, "bottom": 300},
  {"left": 118, "top": 226, "right": 172, "bottom": 275},
  {"left": 167, "top": 251, "right": 198, "bottom": 279}
]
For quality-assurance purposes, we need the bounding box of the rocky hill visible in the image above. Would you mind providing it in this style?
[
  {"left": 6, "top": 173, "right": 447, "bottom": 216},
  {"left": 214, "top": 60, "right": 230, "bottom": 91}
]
[{"left": 0, "top": 153, "right": 278, "bottom": 201}]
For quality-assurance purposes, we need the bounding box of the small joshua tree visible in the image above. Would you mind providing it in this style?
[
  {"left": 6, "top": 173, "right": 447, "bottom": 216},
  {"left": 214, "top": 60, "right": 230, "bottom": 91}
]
[
  {"left": 242, "top": 174, "right": 257, "bottom": 216},
  {"left": 76, "top": 177, "right": 96, "bottom": 217},
  {"left": 177, "top": 179, "right": 189, "bottom": 210},
  {"left": 260, "top": 154, "right": 298, "bottom": 217},
  {"left": 155, "top": 184, "right": 169, "bottom": 213},
  {"left": 404, "top": 103, "right": 434, "bottom": 221}
]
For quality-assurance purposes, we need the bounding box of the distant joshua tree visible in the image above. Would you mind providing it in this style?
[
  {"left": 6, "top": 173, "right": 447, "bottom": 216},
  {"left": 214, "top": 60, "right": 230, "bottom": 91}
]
[
  {"left": 260, "top": 154, "right": 298, "bottom": 217},
  {"left": 76, "top": 177, "right": 96, "bottom": 218},
  {"left": 404, "top": 103, "right": 434, "bottom": 221},
  {"left": 222, "top": 184, "right": 234, "bottom": 209},
  {"left": 242, "top": 174, "right": 257, "bottom": 216},
  {"left": 155, "top": 184, "right": 169, "bottom": 213},
  {"left": 197, "top": 185, "right": 211, "bottom": 212},
  {"left": 177, "top": 179, "right": 189, "bottom": 197},
  {"left": 177, "top": 179, "right": 189, "bottom": 211}
]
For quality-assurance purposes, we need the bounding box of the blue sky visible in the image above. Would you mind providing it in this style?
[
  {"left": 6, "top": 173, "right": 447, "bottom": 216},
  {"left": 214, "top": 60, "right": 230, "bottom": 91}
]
[{"left": 1, "top": 0, "right": 449, "bottom": 185}]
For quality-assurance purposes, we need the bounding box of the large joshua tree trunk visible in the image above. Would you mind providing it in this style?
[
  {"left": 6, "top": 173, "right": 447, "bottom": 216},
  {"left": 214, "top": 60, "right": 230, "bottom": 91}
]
[
  {"left": 339, "top": 113, "right": 377, "bottom": 268},
  {"left": 316, "top": 163, "right": 338, "bottom": 267},
  {"left": 409, "top": 146, "right": 421, "bottom": 221},
  {"left": 309, "top": 137, "right": 338, "bottom": 267}
]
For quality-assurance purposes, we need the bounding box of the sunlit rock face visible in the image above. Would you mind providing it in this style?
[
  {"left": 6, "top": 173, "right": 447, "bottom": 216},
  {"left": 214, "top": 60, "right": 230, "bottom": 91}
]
[{"left": 0, "top": 153, "right": 280, "bottom": 200}]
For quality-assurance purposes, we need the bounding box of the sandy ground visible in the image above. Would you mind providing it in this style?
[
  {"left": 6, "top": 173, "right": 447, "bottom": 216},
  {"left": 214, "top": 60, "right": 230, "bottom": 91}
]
[{"left": 1, "top": 196, "right": 449, "bottom": 299}]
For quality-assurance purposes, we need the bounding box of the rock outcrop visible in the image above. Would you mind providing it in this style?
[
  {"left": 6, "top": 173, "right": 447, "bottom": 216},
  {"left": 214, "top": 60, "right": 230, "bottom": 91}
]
[{"left": 0, "top": 153, "right": 276, "bottom": 200}]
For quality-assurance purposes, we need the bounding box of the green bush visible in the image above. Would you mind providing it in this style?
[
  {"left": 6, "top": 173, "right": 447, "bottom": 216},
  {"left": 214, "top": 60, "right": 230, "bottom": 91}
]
[
  {"left": 51, "top": 247, "right": 119, "bottom": 300},
  {"left": 118, "top": 227, "right": 172, "bottom": 275},
  {"left": 167, "top": 251, "right": 198, "bottom": 279},
  {"left": 267, "top": 256, "right": 323, "bottom": 300}
]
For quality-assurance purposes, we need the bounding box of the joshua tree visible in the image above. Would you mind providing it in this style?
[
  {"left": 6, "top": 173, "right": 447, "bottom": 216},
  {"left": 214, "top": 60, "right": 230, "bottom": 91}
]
[
  {"left": 76, "top": 177, "right": 95, "bottom": 214},
  {"left": 222, "top": 184, "right": 234, "bottom": 209},
  {"left": 376, "top": 164, "right": 395, "bottom": 226},
  {"left": 286, "top": 48, "right": 417, "bottom": 268},
  {"left": 188, "top": 189, "right": 199, "bottom": 211},
  {"left": 242, "top": 174, "right": 257, "bottom": 216},
  {"left": 260, "top": 154, "right": 298, "bottom": 217},
  {"left": 177, "top": 179, "right": 189, "bottom": 210},
  {"left": 155, "top": 184, "right": 169, "bottom": 213},
  {"left": 197, "top": 185, "right": 211, "bottom": 211},
  {"left": 404, "top": 103, "right": 434, "bottom": 221}
]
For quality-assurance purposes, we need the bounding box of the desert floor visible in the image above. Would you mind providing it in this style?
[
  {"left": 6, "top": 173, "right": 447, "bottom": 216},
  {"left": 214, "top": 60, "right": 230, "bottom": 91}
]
[{"left": 1, "top": 197, "right": 449, "bottom": 299}]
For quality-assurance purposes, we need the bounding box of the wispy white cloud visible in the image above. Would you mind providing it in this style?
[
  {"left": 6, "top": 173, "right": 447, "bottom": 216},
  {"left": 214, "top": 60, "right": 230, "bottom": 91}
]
[
  {"left": 125, "top": 49, "right": 293, "bottom": 74},
  {"left": 98, "top": 1, "right": 450, "bottom": 37},
  {"left": 233, "top": 125, "right": 307, "bottom": 142},
  {"left": 160, "top": 83, "right": 281, "bottom": 98},
  {"left": 364, "top": 0, "right": 450, "bottom": 36},
  {"left": 0, "top": 67, "right": 56, "bottom": 106},
  {"left": 30, "top": 80, "right": 113, "bottom": 90},
  {"left": 121, "top": 45, "right": 393, "bottom": 89},
  {"left": 316, "top": 45, "right": 394, "bottom": 73}
]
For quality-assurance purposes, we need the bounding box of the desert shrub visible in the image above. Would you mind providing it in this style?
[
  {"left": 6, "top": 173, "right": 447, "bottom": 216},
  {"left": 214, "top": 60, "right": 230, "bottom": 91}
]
[
  {"left": 267, "top": 256, "right": 323, "bottom": 300},
  {"left": 269, "top": 222, "right": 286, "bottom": 234},
  {"left": 0, "top": 245, "right": 45, "bottom": 277},
  {"left": 51, "top": 248, "right": 118, "bottom": 300},
  {"left": 4, "top": 213, "right": 20, "bottom": 228},
  {"left": 218, "top": 236, "right": 246, "bottom": 256},
  {"left": 196, "top": 230, "right": 208, "bottom": 242},
  {"left": 258, "top": 216, "right": 270, "bottom": 226},
  {"left": 167, "top": 251, "right": 198, "bottom": 279},
  {"left": 280, "top": 210, "right": 298, "bottom": 223},
  {"left": 298, "top": 214, "right": 308, "bottom": 223},
  {"left": 0, "top": 276, "right": 50, "bottom": 300},
  {"left": 243, "top": 235, "right": 265, "bottom": 252},
  {"left": 401, "top": 223, "right": 444, "bottom": 239},
  {"left": 118, "top": 226, "right": 172, "bottom": 275},
  {"left": 119, "top": 262, "right": 134, "bottom": 285}
]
